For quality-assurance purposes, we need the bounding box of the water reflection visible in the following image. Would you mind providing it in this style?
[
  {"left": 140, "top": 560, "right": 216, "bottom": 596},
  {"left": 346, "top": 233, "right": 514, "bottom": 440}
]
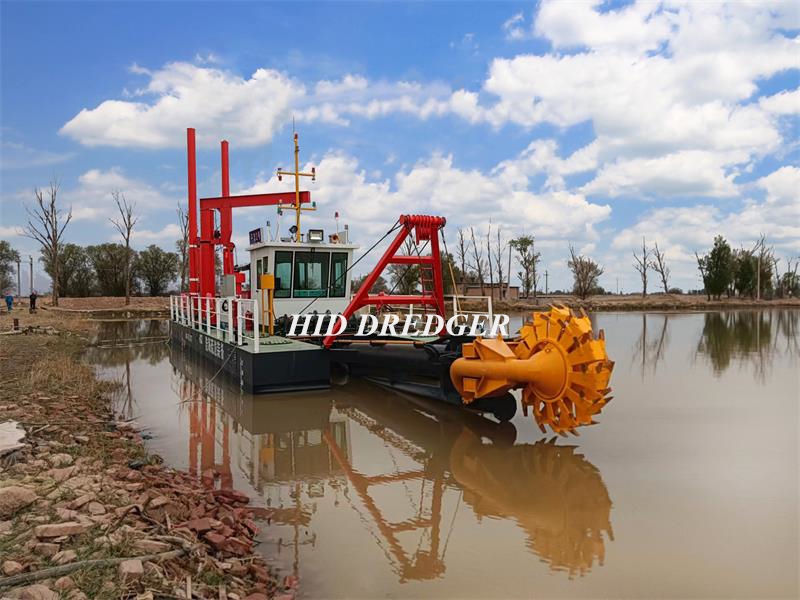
[
  {"left": 168, "top": 344, "right": 614, "bottom": 583},
  {"left": 86, "top": 314, "right": 799, "bottom": 598},
  {"left": 85, "top": 320, "right": 170, "bottom": 418},
  {"left": 696, "top": 310, "right": 799, "bottom": 379},
  {"left": 631, "top": 313, "right": 671, "bottom": 378}
]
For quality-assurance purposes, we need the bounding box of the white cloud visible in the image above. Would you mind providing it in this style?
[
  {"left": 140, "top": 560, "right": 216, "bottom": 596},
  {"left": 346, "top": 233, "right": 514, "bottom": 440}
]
[
  {"left": 0, "top": 225, "right": 24, "bottom": 237},
  {"left": 1, "top": 141, "right": 73, "bottom": 170},
  {"left": 131, "top": 223, "right": 183, "bottom": 245},
  {"left": 582, "top": 150, "right": 742, "bottom": 199},
  {"left": 759, "top": 88, "right": 800, "bottom": 116},
  {"left": 502, "top": 12, "right": 527, "bottom": 41},
  {"left": 611, "top": 165, "right": 800, "bottom": 288},
  {"left": 61, "top": 63, "right": 304, "bottom": 148},
  {"left": 535, "top": 0, "right": 673, "bottom": 54}
]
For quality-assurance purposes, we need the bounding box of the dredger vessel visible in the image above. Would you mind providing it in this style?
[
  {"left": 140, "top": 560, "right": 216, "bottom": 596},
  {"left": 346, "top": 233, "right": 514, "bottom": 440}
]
[{"left": 170, "top": 128, "right": 614, "bottom": 435}]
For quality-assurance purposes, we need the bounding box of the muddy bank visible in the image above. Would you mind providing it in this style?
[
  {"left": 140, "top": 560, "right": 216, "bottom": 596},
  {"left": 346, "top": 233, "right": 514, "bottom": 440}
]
[
  {"left": 0, "top": 316, "right": 294, "bottom": 600},
  {"left": 466, "top": 294, "right": 800, "bottom": 313}
]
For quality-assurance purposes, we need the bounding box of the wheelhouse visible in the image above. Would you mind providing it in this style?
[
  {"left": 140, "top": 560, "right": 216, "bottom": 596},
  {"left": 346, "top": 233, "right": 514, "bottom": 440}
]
[{"left": 247, "top": 236, "right": 359, "bottom": 317}]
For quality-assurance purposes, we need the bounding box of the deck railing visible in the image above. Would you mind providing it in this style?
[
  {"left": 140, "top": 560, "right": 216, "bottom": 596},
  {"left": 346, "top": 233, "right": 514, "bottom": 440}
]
[{"left": 169, "top": 295, "right": 261, "bottom": 352}]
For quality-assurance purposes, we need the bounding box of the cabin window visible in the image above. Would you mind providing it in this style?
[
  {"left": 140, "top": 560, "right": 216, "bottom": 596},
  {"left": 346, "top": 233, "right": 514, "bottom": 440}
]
[
  {"left": 293, "top": 251, "right": 329, "bottom": 298},
  {"left": 255, "top": 258, "right": 263, "bottom": 290},
  {"left": 330, "top": 252, "right": 348, "bottom": 297},
  {"left": 274, "top": 251, "right": 293, "bottom": 298}
]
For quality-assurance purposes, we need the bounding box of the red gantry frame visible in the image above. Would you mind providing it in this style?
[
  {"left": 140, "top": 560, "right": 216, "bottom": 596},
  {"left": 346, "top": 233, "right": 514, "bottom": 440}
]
[
  {"left": 187, "top": 128, "right": 447, "bottom": 343},
  {"left": 186, "top": 128, "right": 310, "bottom": 299},
  {"left": 323, "top": 214, "right": 447, "bottom": 348}
]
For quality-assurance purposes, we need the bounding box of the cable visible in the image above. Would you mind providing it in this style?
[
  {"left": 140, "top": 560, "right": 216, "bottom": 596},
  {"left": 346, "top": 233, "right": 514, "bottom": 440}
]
[{"left": 295, "top": 219, "right": 402, "bottom": 315}]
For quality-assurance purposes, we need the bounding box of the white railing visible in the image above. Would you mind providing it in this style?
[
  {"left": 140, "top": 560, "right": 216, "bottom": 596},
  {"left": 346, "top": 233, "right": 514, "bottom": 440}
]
[
  {"left": 170, "top": 295, "right": 260, "bottom": 352},
  {"left": 235, "top": 298, "right": 260, "bottom": 352},
  {"left": 451, "top": 294, "right": 494, "bottom": 331}
]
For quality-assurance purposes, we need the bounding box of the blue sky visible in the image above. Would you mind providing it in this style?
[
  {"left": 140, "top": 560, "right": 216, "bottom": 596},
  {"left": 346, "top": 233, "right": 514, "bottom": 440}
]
[{"left": 1, "top": 0, "right": 798, "bottom": 293}]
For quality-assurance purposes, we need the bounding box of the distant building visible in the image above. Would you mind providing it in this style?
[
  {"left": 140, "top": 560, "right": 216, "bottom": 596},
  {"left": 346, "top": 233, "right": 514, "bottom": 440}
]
[{"left": 457, "top": 282, "right": 520, "bottom": 301}]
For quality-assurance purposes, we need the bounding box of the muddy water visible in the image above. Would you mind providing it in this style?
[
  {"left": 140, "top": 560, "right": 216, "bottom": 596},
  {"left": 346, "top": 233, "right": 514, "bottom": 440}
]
[{"left": 86, "top": 311, "right": 799, "bottom": 599}]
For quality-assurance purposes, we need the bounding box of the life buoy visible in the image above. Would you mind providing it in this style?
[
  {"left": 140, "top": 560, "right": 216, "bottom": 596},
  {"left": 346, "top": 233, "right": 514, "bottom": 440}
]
[{"left": 330, "top": 233, "right": 340, "bottom": 243}]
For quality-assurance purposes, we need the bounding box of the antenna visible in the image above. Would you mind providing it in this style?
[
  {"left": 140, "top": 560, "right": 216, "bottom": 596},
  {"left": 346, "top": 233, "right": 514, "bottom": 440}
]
[{"left": 276, "top": 131, "right": 317, "bottom": 242}]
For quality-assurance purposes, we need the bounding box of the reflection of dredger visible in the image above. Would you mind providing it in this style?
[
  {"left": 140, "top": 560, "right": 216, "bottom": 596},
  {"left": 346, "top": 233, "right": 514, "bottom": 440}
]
[{"left": 330, "top": 390, "right": 614, "bottom": 579}]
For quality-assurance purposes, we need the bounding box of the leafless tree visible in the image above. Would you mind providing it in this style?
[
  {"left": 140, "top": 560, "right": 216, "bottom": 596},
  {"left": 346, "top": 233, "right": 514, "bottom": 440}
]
[
  {"left": 568, "top": 245, "right": 604, "bottom": 300},
  {"left": 110, "top": 190, "right": 138, "bottom": 305},
  {"left": 456, "top": 227, "right": 468, "bottom": 292},
  {"left": 492, "top": 227, "right": 506, "bottom": 300},
  {"left": 632, "top": 237, "right": 650, "bottom": 297},
  {"left": 176, "top": 204, "right": 189, "bottom": 292},
  {"left": 486, "top": 223, "right": 494, "bottom": 297},
  {"left": 468, "top": 227, "right": 486, "bottom": 295},
  {"left": 23, "top": 179, "right": 71, "bottom": 306},
  {"left": 651, "top": 241, "right": 670, "bottom": 293}
]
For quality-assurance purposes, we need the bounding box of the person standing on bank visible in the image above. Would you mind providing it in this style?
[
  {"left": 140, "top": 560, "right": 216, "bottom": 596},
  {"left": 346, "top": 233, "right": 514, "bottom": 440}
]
[
  {"left": 4, "top": 292, "right": 13, "bottom": 313},
  {"left": 29, "top": 290, "right": 37, "bottom": 313}
]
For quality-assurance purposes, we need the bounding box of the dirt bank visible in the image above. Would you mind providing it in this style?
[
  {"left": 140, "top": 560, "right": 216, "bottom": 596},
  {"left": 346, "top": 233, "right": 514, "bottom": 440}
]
[
  {"left": 472, "top": 293, "right": 800, "bottom": 314},
  {"left": 0, "top": 312, "right": 295, "bottom": 600}
]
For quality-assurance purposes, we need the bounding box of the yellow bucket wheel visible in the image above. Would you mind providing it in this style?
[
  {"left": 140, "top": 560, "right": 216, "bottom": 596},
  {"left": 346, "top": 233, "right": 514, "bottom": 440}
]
[{"left": 449, "top": 305, "right": 614, "bottom": 436}]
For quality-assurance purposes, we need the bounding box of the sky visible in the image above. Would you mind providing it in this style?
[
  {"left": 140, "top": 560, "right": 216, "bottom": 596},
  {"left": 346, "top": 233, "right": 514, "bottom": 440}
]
[{"left": 1, "top": 0, "right": 799, "bottom": 294}]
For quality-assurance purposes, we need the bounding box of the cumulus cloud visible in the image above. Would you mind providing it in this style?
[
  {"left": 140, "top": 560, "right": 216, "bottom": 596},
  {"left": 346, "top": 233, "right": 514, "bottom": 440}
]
[
  {"left": 61, "top": 63, "right": 304, "bottom": 148},
  {"left": 233, "top": 145, "right": 611, "bottom": 248},
  {"left": 759, "top": 88, "right": 800, "bottom": 116},
  {"left": 611, "top": 165, "right": 800, "bottom": 287},
  {"left": 59, "top": 1, "right": 797, "bottom": 204}
]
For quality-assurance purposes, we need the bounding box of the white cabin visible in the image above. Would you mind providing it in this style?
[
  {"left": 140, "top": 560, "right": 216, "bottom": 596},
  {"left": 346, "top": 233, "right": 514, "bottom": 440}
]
[{"left": 246, "top": 230, "right": 358, "bottom": 317}]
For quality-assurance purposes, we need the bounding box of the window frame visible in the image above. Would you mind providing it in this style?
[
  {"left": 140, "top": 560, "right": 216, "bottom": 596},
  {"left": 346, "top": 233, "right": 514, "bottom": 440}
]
[
  {"left": 274, "top": 251, "right": 293, "bottom": 298},
  {"left": 292, "top": 251, "right": 330, "bottom": 298},
  {"left": 329, "top": 252, "right": 348, "bottom": 298}
]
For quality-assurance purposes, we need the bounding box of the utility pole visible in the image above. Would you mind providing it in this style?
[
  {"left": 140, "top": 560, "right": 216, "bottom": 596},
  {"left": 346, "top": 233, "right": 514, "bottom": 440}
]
[
  {"left": 29, "top": 256, "right": 33, "bottom": 294},
  {"left": 616, "top": 277, "right": 619, "bottom": 295},
  {"left": 545, "top": 270, "right": 549, "bottom": 295},
  {"left": 15, "top": 257, "right": 21, "bottom": 297}
]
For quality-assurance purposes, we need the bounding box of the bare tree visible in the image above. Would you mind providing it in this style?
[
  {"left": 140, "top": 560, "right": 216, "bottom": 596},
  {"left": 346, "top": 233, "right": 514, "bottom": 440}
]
[
  {"left": 110, "top": 190, "right": 138, "bottom": 305},
  {"left": 651, "top": 242, "right": 670, "bottom": 293},
  {"left": 492, "top": 227, "right": 506, "bottom": 300},
  {"left": 468, "top": 227, "right": 486, "bottom": 295},
  {"left": 456, "top": 227, "right": 469, "bottom": 293},
  {"left": 568, "top": 245, "right": 604, "bottom": 300},
  {"left": 632, "top": 236, "right": 650, "bottom": 297},
  {"left": 23, "top": 180, "right": 71, "bottom": 306},
  {"left": 176, "top": 204, "right": 189, "bottom": 292},
  {"left": 486, "top": 223, "right": 494, "bottom": 298}
]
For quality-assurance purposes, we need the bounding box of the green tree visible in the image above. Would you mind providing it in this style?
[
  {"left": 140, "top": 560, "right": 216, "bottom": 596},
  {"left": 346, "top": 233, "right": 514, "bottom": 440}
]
[
  {"left": 41, "top": 243, "right": 95, "bottom": 297},
  {"left": 510, "top": 235, "right": 541, "bottom": 298},
  {"left": 0, "top": 240, "right": 20, "bottom": 293},
  {"left": 696, "top": 236, "right": 734, "bottom": 300},
  {"left": 136, "top": 245, "right": 179, "bottom": 296},
  {"left": 352, "top": 274, "right": 389, "bottom": 294},
  {"left": 734, "top": 250, "right": 757, "bottom": 298},
  {"left": 87, "top": 243, "right": 137, "bottom": 296},
  {"left": 567, "top": 245, "right": 604, "bottom": 300}
]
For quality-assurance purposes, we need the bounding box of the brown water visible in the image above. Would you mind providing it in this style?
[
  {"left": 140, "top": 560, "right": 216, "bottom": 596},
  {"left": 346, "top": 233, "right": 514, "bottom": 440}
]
[{"left": 86, "top": 311, "right": 800, "bottom": 599}]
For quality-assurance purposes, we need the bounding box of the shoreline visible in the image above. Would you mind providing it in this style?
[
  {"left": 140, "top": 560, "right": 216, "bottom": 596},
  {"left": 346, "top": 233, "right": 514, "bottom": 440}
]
[{"left": 0, "top": 311, "right": 293, "bottom": 600}]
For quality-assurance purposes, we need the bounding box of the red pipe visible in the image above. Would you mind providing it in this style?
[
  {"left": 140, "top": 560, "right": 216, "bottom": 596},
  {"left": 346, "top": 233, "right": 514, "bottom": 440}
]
[
  {"left": 220, "top": 140, "right": 235, "bottom": 278},
  {"left": 187, "top": 128, "right": 199, "bottom": 294}
]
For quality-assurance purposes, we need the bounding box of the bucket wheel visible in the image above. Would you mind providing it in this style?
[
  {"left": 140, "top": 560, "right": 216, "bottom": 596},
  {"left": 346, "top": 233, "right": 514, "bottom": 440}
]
[{"left": 449, "top": 306, "right": 614, "bottom": 436}]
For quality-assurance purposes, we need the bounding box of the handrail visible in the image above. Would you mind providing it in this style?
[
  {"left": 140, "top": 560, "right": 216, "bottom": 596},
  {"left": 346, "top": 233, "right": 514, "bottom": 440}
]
[{"left": 169, "top": 294, "right": 261, "bottom": 352}]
